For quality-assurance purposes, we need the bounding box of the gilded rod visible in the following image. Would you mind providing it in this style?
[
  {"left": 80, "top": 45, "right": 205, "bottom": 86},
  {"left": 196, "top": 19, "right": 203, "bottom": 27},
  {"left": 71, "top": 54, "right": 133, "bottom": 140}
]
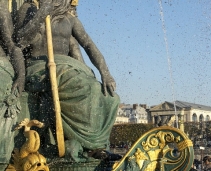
[
  {"left": 8, "top": 0, "right": 12, "bottom": 12},
  {"left": 45, "top": 15, "right": 65, "bottom": 157}
]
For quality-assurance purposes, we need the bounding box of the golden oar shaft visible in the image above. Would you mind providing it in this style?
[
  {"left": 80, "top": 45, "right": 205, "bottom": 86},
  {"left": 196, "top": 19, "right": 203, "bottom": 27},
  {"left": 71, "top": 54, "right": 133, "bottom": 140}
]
[
  {"left": 8, "top": 0, "right": 12, "bottom": 12},
  {"left": 45, "top": 15, "right": 65, "bottom": 157}
]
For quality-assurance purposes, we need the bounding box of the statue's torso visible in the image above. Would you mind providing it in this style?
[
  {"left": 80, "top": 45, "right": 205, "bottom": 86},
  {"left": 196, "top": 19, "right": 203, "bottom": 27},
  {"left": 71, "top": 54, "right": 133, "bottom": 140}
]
[{"left": 30, "top": 14, "right": 75, "bottom": 57}]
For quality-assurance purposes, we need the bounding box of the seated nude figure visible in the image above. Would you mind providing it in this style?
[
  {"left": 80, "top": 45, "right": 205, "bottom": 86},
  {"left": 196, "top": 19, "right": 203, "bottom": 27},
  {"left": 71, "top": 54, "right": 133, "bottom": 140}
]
[
  {"left": 16, "top": 0, "right": 121, "bottom": 162},
  {"left": 15, "top": 0, "right": 85, "bottom": 63}
]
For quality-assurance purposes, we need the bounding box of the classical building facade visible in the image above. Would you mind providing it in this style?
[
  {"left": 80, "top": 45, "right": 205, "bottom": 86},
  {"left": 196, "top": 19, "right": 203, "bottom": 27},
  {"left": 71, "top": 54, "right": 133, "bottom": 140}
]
[{"left": 150, "top": 100, "right": 211, "bottom": 126}]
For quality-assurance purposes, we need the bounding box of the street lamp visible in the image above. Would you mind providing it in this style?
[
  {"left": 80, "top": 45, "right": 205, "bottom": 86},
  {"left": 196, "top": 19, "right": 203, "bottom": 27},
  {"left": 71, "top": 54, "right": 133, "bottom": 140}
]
[{"left": 200, "top": 146, "right": 205, "bottom": 170}]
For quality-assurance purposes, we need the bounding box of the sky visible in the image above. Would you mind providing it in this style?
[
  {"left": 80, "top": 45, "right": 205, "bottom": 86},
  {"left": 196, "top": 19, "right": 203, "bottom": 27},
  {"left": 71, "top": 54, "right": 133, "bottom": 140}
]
[{"left": 76, "top": 0, "right": 211, "bottom": 107}]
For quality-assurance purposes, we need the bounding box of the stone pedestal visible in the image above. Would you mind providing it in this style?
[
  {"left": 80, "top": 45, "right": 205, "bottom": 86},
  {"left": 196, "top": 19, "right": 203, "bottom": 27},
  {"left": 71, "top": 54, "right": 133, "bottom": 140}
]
[{"left": 49, "top": 161, "right": 113, "bottom": 171}]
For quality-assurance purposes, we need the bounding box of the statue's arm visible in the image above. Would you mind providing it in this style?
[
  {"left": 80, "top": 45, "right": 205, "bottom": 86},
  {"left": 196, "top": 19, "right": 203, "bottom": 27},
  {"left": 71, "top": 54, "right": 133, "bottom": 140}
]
[
  {"left": 15, "top": 2, "right": 38, "bottom": 36},
  {"left": 0, "top": 6, "right": 25, "bottom": 95},
  {"left": 72, "top": 18, "right": 116, "bottom": 96},
  {"left": 16, "top": 1, "right": 53, "bottom": 48},
  {"left": 0, "top": 3, "right": 14, "bottom": 51},
  {"left": 69, "top": 36, "right": 85, "bottom": 63}
]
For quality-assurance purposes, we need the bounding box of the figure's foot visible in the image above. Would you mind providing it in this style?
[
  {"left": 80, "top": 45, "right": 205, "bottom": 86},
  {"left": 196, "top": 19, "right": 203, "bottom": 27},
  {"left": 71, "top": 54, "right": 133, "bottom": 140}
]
[
  {"left": 104, "top": 150, "right": 122, "bottom": 161},
  {"left": 88, "top": 149, "right": 122, "bottom": 161},
  {"left": 88, "top": 149, "right": 108, "bottom": 160}
]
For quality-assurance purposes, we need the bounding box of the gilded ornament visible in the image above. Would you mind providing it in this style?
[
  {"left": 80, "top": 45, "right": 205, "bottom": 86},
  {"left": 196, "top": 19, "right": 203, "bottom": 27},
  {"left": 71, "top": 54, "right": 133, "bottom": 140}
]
[
  {"left": 144, "top": 161, "right": 158, "bottom": 171},
  {"left": 112, "top": 126, "right": 194, "bottom": 171},
  {"left": 71, "top": 0, "right": 78, "bottom": 6},
  {"left": 147, "top": 149, "right": 161, "bottom": 161},
  {"left": 155, "top": 131, "right": 174, "bottom": 149},
  {"left": 142, "top": 134, "right": 158, "bottom": 151},
  {"left": 175, "top": 136, "right": 181, "bottom": 142},
  {"left": 33, "top": 0, "right": 39, "bottom": 9},
  {"left": 6, "top": 119, "right": 49, "bottom": 171},
  {"left": 134, "top": 148, "right": 148, "bottom": 169},
  {"left": 177, "top": 139, "right": 193, "bottom": 151}
]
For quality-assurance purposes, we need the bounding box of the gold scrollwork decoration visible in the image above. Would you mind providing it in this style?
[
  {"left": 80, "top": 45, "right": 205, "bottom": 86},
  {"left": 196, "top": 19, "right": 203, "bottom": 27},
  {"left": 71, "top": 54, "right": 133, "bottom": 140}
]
[
  {"left": 112, "top": 126, "right": 194, "bottom": 171},
  {"left": 142, "top": 133, "right": 158, "bottom": 151},
  {"left": 142, "top": 131, "right": 175, "bottom": 151},
  {"left": 155, "top": 131, "right": 175, "bottom": 149},
  {"left": 177, "top": 139, "right": 193, "bottom": 151}
]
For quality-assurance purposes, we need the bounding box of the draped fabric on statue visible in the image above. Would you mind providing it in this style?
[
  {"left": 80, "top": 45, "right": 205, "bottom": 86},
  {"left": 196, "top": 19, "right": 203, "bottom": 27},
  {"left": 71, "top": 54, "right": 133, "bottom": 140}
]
[
  {"left": 26, "top": 55, "right": 120, "bottom": 150},
  {"left": 0, "top": 56, "right": 17, "bottom": 163}
]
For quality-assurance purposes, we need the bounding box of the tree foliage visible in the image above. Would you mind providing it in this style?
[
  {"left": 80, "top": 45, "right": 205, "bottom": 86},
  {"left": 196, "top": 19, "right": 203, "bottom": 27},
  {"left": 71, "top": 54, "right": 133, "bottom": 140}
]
[
  {"left": 184, "top": 121, "right": 211, "bottom": 141},
  {"left": 110, "top": 121, "right": 211, "bottom": 147},
  {"left": 109, "top": 123, "right": 154, "bottom": 145}
]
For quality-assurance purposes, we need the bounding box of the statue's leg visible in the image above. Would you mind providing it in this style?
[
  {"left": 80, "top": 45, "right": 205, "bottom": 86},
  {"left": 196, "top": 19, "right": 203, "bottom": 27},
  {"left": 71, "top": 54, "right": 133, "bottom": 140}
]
[
  {"left": 65, "top": 139, "right": 87, "bottom": 162},
  {"left": 25, "top": 55, "right": 120, "bottom": 162}
]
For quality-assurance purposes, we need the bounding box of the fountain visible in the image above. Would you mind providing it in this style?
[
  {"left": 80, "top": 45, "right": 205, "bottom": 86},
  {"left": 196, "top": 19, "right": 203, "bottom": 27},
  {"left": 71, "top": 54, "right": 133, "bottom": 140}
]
[{"left": 0, "top": 0, "right": 194, "bottom": 170}]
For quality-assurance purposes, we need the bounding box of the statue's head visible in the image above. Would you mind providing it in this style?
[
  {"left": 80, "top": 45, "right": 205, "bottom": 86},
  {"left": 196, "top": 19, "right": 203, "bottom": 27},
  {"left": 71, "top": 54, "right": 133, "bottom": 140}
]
[
  {"left": 21, "top": 153, "right": 49, "bottom": 171},
  {"left": 50, "top": 0, "right": 77, "bottom": 21}
]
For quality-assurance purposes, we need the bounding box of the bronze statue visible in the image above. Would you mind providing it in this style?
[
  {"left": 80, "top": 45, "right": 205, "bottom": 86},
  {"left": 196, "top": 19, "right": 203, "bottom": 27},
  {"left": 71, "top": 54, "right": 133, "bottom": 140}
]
[
  {"left": 0, "top": 1, "right": 25, "bottom": 170},
  {"left": 15, "top": 0, "right": 120, "bottom": 162},
  {"left": 0, "top": 1, "right": 195, "bottom": 170}
]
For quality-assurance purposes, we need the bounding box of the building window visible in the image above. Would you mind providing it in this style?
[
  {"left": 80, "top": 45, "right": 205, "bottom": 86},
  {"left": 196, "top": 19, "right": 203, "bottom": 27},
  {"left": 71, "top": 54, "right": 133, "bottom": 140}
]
[
  {"left": 199, "top": 114, "right": 204, "bottom": 122},
  {"left": 206, "top": 115, "right": 210, "bottom": 121},
  {"left": 192, "top": 113, "right": 197, "bottom": 122}
]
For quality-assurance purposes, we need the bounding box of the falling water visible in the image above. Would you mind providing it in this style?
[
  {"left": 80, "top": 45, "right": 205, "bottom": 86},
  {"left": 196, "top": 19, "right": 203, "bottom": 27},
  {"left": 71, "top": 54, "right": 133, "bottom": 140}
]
[{"left": 158, "top": 0, "right": 178, "bottom": 128}]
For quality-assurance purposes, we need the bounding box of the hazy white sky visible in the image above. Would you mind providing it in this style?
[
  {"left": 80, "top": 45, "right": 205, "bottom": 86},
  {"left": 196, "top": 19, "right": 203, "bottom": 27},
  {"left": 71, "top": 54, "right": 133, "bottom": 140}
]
[{"left": 77, "top": 0, "right": 211, "bottom": 106}]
